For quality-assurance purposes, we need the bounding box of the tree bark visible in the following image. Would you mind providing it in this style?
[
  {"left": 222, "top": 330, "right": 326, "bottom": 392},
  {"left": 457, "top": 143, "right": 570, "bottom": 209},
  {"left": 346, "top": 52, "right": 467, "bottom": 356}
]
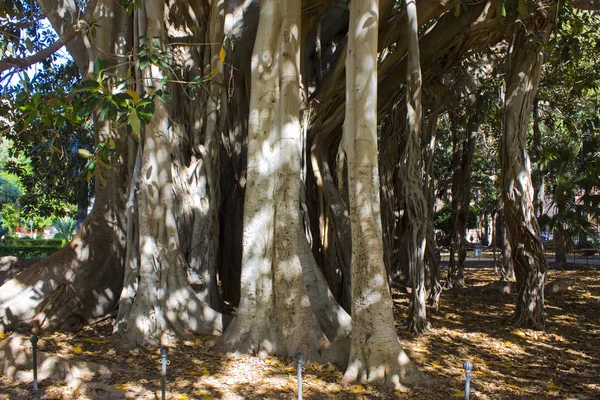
[
  {"left": 446, "top": 112, "right": 476, "bottom": 288},
  {"left": 403, "top": 0, "right": 429, "bottom": 334},
  {"left": 423, "top": 110, "right": 442, "bottom": 311},
  {"left": 219, "top": 0, "right": 349, "bottom": 364},
  {"left": 554, "top": 227, "right": 569, "bottom": 267},
  {"left": 114, "top": 0, "right": 223, "bottom": 347},
  {"left": 341, "top": 0, "right": 421, "bottom": 387},
  {"left": 0, "top": 0, "right": 132, "bottom": 335},
  {"left": 501, "top": 15, "right": 553, "bottom": 330},
  {"left": 496, "top": 197, "right": 515, "bottom": 281},
  {"left": 218, "top": 0, "right": 259, "bottom": 307}
]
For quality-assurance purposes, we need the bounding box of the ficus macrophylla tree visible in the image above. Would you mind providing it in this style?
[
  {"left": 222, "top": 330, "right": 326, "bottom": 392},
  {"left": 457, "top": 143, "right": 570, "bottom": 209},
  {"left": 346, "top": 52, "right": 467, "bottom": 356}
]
[{"left": 0, "top": 0, "right": 582, "bottom": 389}]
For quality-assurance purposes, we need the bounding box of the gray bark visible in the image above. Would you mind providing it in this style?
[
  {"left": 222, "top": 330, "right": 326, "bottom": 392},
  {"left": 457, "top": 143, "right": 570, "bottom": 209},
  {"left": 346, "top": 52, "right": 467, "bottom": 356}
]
[
  {"left": 403, "top": 0, "right": 429, "bottom": 334},
  {"left": 501, "top": 14, "right": 553, "bottom": 330},
  {"left": 341, "top": 0, "right": 422, "bottom": 387}
]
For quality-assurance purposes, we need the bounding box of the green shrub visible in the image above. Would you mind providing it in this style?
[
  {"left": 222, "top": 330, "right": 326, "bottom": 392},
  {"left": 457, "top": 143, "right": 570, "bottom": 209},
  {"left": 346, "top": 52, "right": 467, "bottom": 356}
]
[
  {"left": 0, "top": 203, "right": 20, "bottom": 232},
  {"left": 0, "top": 174, "right": 21, "bottom": 206},
  {"left": 0, "top": 245, "right": 62, "bottom": 258},
  {"left": 53, "top": 217, "right": 77, "bottom": 242},
  {"left": 1, "top": 238, "right": 63, "bottom": 246}
]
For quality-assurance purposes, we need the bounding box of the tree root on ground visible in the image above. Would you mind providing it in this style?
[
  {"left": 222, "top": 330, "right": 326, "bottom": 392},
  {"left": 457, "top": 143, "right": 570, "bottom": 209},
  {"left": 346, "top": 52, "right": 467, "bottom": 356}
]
[{"left": 0, "top": 334, "right": 120, "bottom": 396}]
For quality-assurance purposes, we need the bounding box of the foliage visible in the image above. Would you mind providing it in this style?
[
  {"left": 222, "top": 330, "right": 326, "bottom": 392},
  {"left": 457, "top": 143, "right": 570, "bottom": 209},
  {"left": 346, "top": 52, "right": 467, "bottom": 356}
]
[
  {"left": 433, "top": 202, "right": 478, "bottom": 237},
  {"left": 0, "top": 203, "right": 19, "bottom": 233},
  {"left": 53, "top": 216, "right": 77, "bottom": 242},
  {"left": 0, "top": 244, "right": 62, "bottom": 258},
  {"left": 1, "top": 60, "right": 91, "bottom": 222},
  {"left": 534, "top": 9, "right": 600, "bottom": 246},
  {"left": 1, "top": 238, "right": 63, "bottom": 246},
  {"left": 0, "top": 174, "right": 20, "bottom": 206},
  {"left": 0, "top": 0, "right": 58, "bottom": 85}
]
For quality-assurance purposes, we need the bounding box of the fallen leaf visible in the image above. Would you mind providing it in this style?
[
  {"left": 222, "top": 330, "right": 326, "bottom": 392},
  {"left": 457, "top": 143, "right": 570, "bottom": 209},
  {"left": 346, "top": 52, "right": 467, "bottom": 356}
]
[
  {"left": 351, "top": 385, "right": 366, "bottom": 393},
  {"left": 83, "top": 338, "right": 109, "bottom": 344},
  {"left": 73, "top": 345, "right": 83, "bottom": 354},
  {"left": 548, "top": 380, "right": 560, "bottom": 390}
]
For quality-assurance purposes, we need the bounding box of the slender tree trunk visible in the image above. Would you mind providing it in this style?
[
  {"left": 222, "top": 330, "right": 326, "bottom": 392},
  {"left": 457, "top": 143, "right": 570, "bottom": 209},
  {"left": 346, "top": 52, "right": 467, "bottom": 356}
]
[
  {"left": 501, "top": 16, "right": 553, "bottom": 330},
  {"left": 446, "top": 112, "right": 477, "bottom": 287},
  {"left": 310, "top": 132, "right": 352, "bottom": 311},
  {"left": 403, "top": 0, "right": 429, "bottom": 334},
  {"left": 341, "top": 0, "right": 421, "bottom": 387},
  {"left": 456, "top": 116, "right": 477, "bottom": 283},
  {"left": 186, "top": 0, "right": 227, "bottom": 310},
  {"left": 218, "top": 0, "right": 258, "bottom": 307},
  {"left": 554, "top": 225, "right": 568, "bottom": 267},
  {"left": 495, "top": 196, "right": 514, "bottom": 280},
  {"left": 424, "top": 111, "right": 442, "bottom": 310},
  {"left": 532, "top": 99, "right": 546, "bottom": 218}
]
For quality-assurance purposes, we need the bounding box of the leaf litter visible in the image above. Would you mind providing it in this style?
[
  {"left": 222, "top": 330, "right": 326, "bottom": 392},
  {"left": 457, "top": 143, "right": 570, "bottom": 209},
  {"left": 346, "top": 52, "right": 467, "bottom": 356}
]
[{"left": 0, "top": 264, "right": 599, "bottom": 399}]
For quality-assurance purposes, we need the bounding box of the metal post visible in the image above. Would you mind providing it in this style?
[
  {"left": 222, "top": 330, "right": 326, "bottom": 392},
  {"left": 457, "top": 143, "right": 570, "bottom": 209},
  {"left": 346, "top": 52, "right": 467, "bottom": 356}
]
[
  {"left": 463, "top": 361, "right": 473, "bottom": 400},
  {"left": 160, "top": 346, "right": 168, "bottom": 400},
  {"left": 294, "top": 352, "right": 304, "bottom": 400},
  {"left": 31, "top": 335, "right": 39, "bottom": 400}
]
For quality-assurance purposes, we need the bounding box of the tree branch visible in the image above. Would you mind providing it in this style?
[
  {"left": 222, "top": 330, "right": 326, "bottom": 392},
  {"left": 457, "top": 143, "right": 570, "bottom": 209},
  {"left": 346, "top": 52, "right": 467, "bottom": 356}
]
[{"left": 0, "top": 0, "right": 98, "bottom": 74}]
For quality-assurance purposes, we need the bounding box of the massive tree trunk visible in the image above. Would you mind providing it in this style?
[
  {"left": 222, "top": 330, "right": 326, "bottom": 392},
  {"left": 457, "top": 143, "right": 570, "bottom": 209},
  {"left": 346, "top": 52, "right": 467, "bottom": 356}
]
[
  {"left": 219, "top": 0, "right": 350, "bottom": 364},
  {"left": 0, "top": 0, "right": 131, "bottom": 334},
  {"left": 113, "top": 0, "right": 223, "bottom": 347},
  {"left": 340, "top": 0, "right": 421, "bottom": 387},
  {"left": 403, "top": 0, "right": 429, "bottom": 334},
  {"left": 501, "top": 13, "right": 553, "bottom": 330}
]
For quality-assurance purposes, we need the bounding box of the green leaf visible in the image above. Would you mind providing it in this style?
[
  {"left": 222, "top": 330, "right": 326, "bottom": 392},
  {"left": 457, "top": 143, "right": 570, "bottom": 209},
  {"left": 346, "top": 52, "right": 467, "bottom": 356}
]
[
  {"left": 80, "top": 80, "right": 100, "bottom": 89},
  {"left": 129, "top": 111, "right": 141, "bottom": 137},
  {"left": 501, "top": 3, "right": 506, "bottom": 17},
  {"left": 112, "top": 93, "right": 130, "bottom": 108},
  {"left": 78, "top": 149, "right": 94, "bottom": 159},
  {"left": 93, "top": 57, "right": 103, "bottom": 77},
  {"left": 518, "top": 0, "right": 527, "bottom": 18},
  {"left": 125, "top": 89, "right": 140, "bottom": 103},
  {"left": 158, "top": 59, "right": 170, "bottom": 70}
]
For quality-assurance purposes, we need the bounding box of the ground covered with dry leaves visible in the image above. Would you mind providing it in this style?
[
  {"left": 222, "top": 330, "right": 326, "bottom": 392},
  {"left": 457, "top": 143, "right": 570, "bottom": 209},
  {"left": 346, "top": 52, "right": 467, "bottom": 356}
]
[{"left": 1, "top": 263, "right": 599, "bottom": 399}]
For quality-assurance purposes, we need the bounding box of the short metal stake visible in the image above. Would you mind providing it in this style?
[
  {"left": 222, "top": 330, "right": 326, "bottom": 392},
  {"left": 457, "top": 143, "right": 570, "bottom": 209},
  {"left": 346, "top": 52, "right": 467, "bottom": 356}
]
[
  {"left": 160, "top": 346, "right": 169, "bottom": 400},
  {"left": 30, "top": 335, "right": 39, "bottom": 400},
  {"left": 463, "top": 361, "right": 473, "bottom": 400},
  {"left": 294, "top": 352, "right": 304, "bottom": 400}
]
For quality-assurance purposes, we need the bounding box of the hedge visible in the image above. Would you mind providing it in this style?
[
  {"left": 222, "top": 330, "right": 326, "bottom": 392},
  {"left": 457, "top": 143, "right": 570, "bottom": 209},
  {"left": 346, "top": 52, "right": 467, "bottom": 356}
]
[
  {"left": 0, "top": 245, "right": 63, "bottom": 258},
  {"left": 1, "top": 238, "right": 63, "bottom": 247}
]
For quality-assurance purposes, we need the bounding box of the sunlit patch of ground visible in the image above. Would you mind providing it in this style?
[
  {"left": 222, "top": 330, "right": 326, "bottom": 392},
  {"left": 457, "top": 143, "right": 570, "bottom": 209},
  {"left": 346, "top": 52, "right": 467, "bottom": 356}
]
[{"left": 1, "top": 263, "right": 599, "bottom": 399}]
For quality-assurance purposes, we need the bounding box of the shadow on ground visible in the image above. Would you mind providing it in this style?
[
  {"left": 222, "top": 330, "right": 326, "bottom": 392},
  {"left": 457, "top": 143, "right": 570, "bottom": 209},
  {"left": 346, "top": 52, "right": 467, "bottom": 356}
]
[{"left": 1, "top": 263, "right": 599, "bottom": 399}]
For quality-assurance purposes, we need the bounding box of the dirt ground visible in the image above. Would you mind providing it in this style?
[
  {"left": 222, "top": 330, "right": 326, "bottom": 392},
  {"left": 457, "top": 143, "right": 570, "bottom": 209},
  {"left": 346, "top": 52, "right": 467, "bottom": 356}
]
[{"left": 1, "top": 264, "right": 599, "bottom": 399}]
